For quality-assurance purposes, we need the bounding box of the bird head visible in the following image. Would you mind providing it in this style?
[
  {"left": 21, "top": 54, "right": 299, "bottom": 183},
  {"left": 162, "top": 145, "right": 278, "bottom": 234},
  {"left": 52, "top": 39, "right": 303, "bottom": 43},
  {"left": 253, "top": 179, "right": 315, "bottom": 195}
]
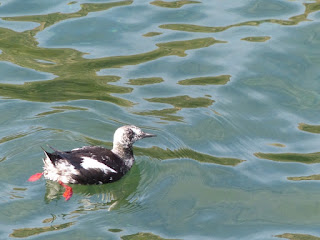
[{"left": 113, "top": 125, "right": 156, "bottom": 148}]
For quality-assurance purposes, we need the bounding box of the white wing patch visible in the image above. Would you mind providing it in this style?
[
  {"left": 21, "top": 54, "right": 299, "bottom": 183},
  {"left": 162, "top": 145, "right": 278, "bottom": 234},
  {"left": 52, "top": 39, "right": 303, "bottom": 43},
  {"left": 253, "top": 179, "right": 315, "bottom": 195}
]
[
  {"left": 72, "top": 146, "right": 92, "bottom": 151},
  {"left": 81, "top": 157, "right": 117, "bottom": 174}
]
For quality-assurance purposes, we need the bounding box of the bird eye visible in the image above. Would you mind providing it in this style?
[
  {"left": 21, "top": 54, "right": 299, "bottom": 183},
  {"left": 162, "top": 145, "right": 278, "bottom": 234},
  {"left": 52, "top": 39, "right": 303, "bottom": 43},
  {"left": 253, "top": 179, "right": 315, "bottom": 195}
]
[{"left": 127, "top": 129, "right": 134, "bottom": 141}]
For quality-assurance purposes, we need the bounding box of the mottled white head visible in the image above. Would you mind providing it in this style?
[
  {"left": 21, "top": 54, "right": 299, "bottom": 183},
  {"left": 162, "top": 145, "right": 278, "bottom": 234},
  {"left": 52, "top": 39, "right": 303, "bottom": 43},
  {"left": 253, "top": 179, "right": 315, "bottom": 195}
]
[{"left": 112, "top": 125, "right": 156, "bottom": 149}]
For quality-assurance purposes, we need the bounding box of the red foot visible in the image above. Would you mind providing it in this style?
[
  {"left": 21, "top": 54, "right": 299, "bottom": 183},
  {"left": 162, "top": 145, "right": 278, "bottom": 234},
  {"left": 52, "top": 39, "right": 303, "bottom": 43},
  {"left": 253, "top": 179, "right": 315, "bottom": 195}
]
[
  {"left": 59, "top": 181, "right": 73, "bottom": 201},
  {"left": 28, "top": 172, "right": 43, "bottom": 182}
]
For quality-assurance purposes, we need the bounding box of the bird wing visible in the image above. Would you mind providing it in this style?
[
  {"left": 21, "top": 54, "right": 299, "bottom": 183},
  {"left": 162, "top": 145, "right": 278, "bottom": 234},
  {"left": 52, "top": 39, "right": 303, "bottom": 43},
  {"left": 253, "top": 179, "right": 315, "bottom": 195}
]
[
  {"left": 68, "top": 146, "right": 125, "bottom": 184},
  {"left": 44, "top": 146, "right": 122, "bottom": 171}
]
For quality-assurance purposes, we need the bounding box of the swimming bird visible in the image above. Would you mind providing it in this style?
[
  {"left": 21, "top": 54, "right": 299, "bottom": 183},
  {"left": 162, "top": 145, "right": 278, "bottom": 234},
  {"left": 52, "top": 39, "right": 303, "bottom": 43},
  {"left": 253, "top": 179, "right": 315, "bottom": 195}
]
[{"left": 28, "top": 125, "right": 156, "bottom": 201}]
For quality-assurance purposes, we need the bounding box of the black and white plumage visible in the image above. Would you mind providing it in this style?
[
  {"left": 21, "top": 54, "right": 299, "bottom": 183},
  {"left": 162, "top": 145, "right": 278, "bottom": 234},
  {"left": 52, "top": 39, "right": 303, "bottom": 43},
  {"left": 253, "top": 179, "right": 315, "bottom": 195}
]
[{"left": 41, "top": 125, "right": 156, "bottom": 185}]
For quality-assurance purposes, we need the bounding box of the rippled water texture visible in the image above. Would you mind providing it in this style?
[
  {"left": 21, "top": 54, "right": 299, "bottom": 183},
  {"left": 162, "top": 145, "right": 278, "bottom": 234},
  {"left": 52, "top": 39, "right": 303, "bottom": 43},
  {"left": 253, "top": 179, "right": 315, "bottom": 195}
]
[{"left": 1, "top": 0, "right": 320, "bottom": 239}]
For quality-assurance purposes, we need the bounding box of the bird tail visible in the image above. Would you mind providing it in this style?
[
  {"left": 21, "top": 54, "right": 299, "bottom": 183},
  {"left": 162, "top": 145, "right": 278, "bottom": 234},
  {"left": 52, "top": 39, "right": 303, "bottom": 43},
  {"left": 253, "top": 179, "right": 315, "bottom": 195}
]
[
  {"left": 41, "top": 145, "right": 65, "bottom": 166},
  {"left": 41, "top": 146, "right": 50, "bottom": 158},
  {"left": 47, "top": 145, "right": 70, "bottom": 159}
]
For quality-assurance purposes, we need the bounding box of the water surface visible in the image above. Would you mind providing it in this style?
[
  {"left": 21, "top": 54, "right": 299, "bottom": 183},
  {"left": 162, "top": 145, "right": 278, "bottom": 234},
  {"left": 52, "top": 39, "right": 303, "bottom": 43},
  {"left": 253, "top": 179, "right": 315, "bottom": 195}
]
[{"left": 1, "top": 0, "right": 320, "bottom": 239}]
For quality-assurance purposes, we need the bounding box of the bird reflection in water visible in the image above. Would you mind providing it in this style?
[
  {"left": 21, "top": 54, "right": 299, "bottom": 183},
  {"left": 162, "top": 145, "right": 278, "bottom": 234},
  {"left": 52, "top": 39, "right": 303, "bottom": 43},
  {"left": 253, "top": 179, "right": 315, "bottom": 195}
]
[{"left": 44, "top": 164, "right": 142, "bottom": 212}]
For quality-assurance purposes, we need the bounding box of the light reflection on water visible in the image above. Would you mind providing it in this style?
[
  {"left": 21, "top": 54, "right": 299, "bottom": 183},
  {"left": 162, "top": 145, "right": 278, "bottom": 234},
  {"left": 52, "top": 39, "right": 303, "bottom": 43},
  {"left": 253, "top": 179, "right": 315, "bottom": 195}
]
[{"left": 1, "top": 0, "right": 320, "bottom": 239}]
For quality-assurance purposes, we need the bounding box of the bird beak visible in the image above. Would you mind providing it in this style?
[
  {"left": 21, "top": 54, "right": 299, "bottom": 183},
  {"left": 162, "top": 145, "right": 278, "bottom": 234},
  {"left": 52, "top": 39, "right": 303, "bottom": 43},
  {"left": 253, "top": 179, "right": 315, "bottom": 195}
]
[{"left": 142, "top": 132, "right": 157, "bottom": 138}]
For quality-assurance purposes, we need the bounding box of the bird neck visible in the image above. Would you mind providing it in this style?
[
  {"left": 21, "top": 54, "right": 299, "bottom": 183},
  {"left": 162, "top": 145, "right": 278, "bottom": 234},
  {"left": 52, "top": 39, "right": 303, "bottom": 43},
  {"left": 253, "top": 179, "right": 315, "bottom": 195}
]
[{"left": 112, "top": 143, "right": 135, "bottom": 168}]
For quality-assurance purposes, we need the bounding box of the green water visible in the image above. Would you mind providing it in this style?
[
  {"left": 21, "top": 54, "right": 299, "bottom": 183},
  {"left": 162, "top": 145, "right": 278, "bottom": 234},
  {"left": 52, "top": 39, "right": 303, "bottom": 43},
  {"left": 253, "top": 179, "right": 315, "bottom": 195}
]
[{"left": 1, "top": 0, "right": 320, "bottom": 239}]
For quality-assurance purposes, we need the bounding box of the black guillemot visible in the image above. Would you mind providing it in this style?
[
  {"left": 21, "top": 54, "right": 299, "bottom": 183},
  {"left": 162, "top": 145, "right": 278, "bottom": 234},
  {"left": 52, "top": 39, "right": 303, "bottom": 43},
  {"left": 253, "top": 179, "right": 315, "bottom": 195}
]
[{"left": 28, "top": 125, "right": 156, "bottom": 200}]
